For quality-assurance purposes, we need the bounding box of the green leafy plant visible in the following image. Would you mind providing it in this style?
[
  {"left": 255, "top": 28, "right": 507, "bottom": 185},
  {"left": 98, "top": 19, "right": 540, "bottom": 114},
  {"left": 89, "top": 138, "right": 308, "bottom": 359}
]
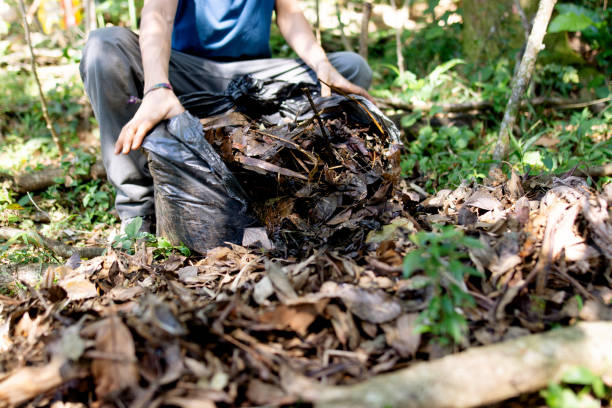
[
  {"left": 549, "top": 3, "right": 612, "bottom": 75},
  {"left": 401, "top": 124, "right": 491, "bottom": 191},
  {"left": 403, "top": 226, "right": 484, "bottom": 345},
  {"left": 112, "top": 217, "right": 190, "bottom": 258},
  {"left": 541, "top": 366, "right": 608, "bottom": 408},
  {"left": 112, "top": 217, "right": 151, "bottom": 252}
]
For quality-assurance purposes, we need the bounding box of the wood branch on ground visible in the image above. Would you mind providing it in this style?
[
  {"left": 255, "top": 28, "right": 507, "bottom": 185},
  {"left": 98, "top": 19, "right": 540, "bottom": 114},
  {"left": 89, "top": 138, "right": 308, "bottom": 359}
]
[
  {"left": 286, "top": 322, "right": 612, "bottom": 408},
  {"left": 492, "top": 0, "right": 558, "bottom": 162},
  {"left": 376, "top": 95, "right": 611, "bottom": 114},
  {"left": 8, "top": 159, "right": 106, "bottom": 193},
  {"left": 0, "top": 227, "right": 104, "bottom": 259}
]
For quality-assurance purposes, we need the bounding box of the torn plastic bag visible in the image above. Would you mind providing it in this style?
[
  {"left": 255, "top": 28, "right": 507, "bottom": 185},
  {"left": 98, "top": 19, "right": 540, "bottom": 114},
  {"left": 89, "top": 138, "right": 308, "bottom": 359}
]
[
  {"left": 142, "top": 112, "right": 257, "bottom": 254},
  {"left": 179, "top": 74, "right": 400, "bottom": 144},
  {"left": 179, "top": 74, "right": 317, "bottom": 122}
]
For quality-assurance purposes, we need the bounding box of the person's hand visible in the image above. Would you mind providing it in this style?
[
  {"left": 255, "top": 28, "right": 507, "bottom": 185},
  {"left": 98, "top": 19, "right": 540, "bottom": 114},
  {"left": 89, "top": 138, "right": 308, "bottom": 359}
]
[
  {"left": 115, "top": 88, "right": 185, "bottom": 154},
  {"left": 314, "top": 60, "right": 375, "bottom": 103}
]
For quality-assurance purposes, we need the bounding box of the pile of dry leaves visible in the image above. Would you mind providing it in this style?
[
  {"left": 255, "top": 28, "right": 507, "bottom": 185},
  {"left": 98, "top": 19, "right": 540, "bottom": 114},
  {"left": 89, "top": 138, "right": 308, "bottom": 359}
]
[{"left": 1, "top": 165, "right": 611, "bottom": 406}]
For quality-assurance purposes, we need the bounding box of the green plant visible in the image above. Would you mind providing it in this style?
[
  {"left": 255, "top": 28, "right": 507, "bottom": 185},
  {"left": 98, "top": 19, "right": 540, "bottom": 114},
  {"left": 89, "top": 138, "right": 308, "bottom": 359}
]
[
  {"left": 112, "top": 217, "right": 190, "bottom": 258},
  {"left": 549, "top": 3, "right": 612, "bottom": 75},
  {"left": 112, "top": 217, "right": 152, "bottom": 252},
  {"left": 541, "top": 366, "right": 608, "bottom": 408},
  {"left": 401, "top": 124, "right": 491, "bottom": 191},
  {"left": 403, "top": 226, "right": 484, "bottom": 345}
]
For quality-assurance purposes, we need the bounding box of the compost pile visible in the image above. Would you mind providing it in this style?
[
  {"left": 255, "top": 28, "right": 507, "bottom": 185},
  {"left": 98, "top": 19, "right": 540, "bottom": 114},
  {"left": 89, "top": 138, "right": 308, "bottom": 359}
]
[
  {"left": 1, "top": 167, "right": 612, "bottom": 407},
  {"left": 143, "top": 76, "right": 403, "bottom": 257},
  {"left": 204, "top": 99, "right": 403, "bottom": 256}
]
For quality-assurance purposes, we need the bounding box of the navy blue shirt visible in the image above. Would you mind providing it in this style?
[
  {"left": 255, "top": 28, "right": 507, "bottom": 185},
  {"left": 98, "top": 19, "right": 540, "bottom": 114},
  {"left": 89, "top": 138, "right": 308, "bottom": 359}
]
[{"left": 172, "top": 0, "right": 276, "bottom": 61}]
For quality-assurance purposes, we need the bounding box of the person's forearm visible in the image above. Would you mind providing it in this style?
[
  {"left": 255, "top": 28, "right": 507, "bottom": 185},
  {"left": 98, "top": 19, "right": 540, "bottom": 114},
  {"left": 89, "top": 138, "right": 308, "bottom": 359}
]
[
  {"left": 139, "top": 0, "right": 178, "bottom": 90},
  {"left": 275, "top": 0, "right": 329, "bottom": 73}
]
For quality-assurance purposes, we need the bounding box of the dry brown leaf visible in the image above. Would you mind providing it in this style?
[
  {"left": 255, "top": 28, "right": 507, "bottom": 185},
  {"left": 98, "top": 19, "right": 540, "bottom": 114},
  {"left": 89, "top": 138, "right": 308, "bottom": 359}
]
[
  {"left": 91, "top": 315, "right": 139, "bottom": 399},
  {"left": 109, "top": 286, "right": 145, "bottom": 302},
  {"left": 246, "top": 379, "right": 294, "bottom": 406},
  {"left": 242, "top": 227, "right": 273, "bottom": 250},
  {"left": 59, "top": 274, "right": 98, "bottom": 301},
  {"left": 326, "top": 304, "right": 360, "bottom": 350},
  {"left": 382, "top": 314, "right": 421, "bottom": 357},
  {"left": 266, "top": 261, "right": 298, "bottom": 302},
  {"left": 0, "top": 358, "right": 81, "bottom": 406},
  {"left": 465, "top": 190, "right": 503, "bottom": 212},
  {"left": 336, "top": 284, "right": 402, "bottom": 324},
  {"left": 258, "top": 301, "right": 327, "bottom": 336}
]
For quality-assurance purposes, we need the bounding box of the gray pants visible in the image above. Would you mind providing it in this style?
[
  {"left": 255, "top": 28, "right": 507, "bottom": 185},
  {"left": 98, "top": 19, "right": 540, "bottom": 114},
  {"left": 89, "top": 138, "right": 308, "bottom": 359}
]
[{"left": 79, "top": 26, "right": 373, "bottom": 220}]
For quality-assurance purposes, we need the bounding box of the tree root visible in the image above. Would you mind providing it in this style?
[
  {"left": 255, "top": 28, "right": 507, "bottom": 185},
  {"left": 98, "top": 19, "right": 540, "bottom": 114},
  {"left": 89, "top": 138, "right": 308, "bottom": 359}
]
[
  {"left": 285, "top": 322, "right": 612, "bottom": 408},
  {"left": 0, "top": 227, "right": 104, "bottom": 259}
]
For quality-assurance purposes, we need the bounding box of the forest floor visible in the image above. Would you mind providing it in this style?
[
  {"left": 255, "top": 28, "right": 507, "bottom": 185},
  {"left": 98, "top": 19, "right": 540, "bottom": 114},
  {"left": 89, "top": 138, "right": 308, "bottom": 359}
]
[{"left": 1, "top": 4, "right": 612, "bottom": 407}]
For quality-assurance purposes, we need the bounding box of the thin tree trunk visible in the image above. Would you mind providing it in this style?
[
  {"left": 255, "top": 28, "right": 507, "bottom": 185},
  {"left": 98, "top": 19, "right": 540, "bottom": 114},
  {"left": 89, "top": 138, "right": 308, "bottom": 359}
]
[
  {"left": 514, "top": 0, "right": 531, "bottom": 41},
  {"left": 359, "top": 2, "right": 372, "bottom": 60},
  {"left": 390, "top": 0, "right": 406, "bottom": 77},
  {"left": 336, "top": 0, "right": 352, "bottom": 51},
  {"left": 492, "top": 0, "right": 557, "bottom": 162},
  {"left": 315, "top": 0, "right": 321, "bottom": 45},
  {"left": 17, "top": 0, "right": 64, "bottom": 156}
]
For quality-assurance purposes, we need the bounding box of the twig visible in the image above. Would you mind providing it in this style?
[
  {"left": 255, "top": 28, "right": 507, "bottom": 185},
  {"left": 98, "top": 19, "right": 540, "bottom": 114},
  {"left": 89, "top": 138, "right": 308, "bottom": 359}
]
[
  {"left": 575, "top": 163, "right": 612, "bottom": 178},
  {"left": 26, "top": 192, "right": 51, "bottom": 220},
  {"left": 492, "top": 0, "right": 557, "bottom": 163},
  {"left": 17, "top": 0, "right": 64, "bottom": 156},
  {"left": 376, "top": 95, "right": 611, "bottom": 113},
  {"left": 513, "top": 0, "right": 531, "bottom": 41},
  {"left": 302, "top": 87, "right": 330, "bottom": 140},
  {"left": 359, "top": 2, "right": 372, "bottom": 60},
  {"left": 554, "top": 95, "right": 612, "bottom": 109}
]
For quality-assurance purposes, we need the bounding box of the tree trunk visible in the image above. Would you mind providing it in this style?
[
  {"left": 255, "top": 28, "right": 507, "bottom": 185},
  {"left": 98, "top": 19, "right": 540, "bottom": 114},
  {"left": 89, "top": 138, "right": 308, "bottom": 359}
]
[{"left": 492, "top": 0, "right": 558, "bottom": 162}]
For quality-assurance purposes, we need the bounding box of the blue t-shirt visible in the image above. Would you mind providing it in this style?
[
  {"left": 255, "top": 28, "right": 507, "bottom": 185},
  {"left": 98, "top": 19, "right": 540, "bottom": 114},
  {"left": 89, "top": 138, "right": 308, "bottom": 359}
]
[{"left": 172, "top": 0, "right": 276, "bottom": 61}]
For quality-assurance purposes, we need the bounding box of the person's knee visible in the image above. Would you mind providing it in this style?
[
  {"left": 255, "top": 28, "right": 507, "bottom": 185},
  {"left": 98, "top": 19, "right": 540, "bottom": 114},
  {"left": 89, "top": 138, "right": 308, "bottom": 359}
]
[
  {"left": 329, "top": 51, "right": 373, "bottom": 89},
  {"left": 80, "top": 27, "right": 134, "bottom": 81}
]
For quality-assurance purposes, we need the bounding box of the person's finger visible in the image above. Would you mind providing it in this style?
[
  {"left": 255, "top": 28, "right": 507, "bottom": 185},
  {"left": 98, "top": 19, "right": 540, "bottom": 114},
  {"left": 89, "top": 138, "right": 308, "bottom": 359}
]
[
  {"left": 131, "top": 119, "right": 154, "bottom": 151},
  {"left": 320, "top": 81, "right": 331, "bottom": 97},
  {"left": 115, "top": 122, "right": 132, "bottom": 154},
  {"left": 120, "top": 124, "right": 137, "bottom": 154},
  {"left": 342, "top": 82, "right": 375, "bottom": 104}
]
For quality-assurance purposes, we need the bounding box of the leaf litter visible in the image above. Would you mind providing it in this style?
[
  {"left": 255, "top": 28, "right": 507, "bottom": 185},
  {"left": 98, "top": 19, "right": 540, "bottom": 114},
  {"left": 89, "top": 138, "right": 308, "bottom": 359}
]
[{"left": 1, "top": 101, "right": 612, "bottom": 407}]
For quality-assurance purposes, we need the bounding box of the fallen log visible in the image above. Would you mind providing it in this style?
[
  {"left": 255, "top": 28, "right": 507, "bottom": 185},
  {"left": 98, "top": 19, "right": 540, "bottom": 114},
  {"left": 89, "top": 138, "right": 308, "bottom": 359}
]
[
  {"left": 286, "top": 322, "right": 612, "bottom": 408},
  {"left": 0, "top": 227, "right": 104, "bottom": 259},
  {"left": 9, "top": 159, "right": 106, "bottom": 193}
]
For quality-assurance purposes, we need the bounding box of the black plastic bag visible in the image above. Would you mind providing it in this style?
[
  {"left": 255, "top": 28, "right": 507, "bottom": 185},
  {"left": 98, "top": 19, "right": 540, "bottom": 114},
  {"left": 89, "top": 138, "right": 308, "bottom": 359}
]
[
  {"left": 143, "top": 75, "right": 400, "bottom": 254},
  {"left": 179, "top": 75, "right": 318, "bottom": 122},
  {"left": 142, "top": 112, "right": 256, "bottom": 253}
]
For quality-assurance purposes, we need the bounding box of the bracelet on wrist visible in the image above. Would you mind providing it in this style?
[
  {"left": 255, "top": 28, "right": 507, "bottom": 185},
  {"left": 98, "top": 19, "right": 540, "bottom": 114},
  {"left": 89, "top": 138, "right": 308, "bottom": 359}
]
[
  {"left": 144, "top": 82, "right": 173, "bottom": 96},
  {"left": 127, "top": 82, "right": 173, "bottom": 105}
]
